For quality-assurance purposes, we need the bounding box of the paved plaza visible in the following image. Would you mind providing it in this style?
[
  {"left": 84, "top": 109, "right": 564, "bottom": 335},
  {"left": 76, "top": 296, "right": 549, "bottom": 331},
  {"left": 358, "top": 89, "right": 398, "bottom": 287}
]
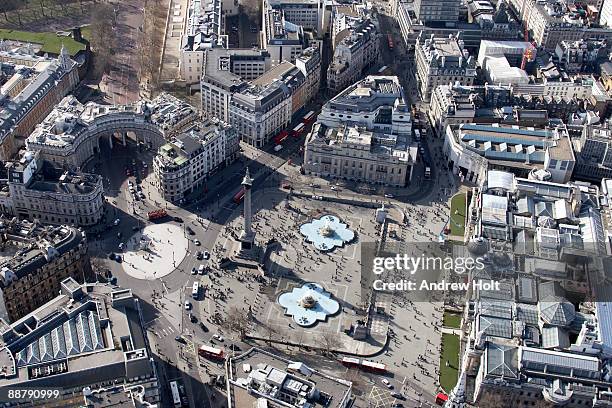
[{"left": 121, "top": 223, "right": 189, "bottom": 280}]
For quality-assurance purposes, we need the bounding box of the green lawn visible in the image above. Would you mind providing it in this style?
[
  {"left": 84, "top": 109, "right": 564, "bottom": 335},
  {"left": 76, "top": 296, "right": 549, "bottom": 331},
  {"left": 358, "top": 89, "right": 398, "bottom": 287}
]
[
  {"left": 439, "top": 333, "right": 460, "bottom": 393},
  {"left": 443, "top": 312, "right": 461, "bottom": 329},
  {"left": 449, "top": 193, "right": 467, "bottom": 237},
  {"left": 0, "top": 29, "right": 86, "bottom": 55}
]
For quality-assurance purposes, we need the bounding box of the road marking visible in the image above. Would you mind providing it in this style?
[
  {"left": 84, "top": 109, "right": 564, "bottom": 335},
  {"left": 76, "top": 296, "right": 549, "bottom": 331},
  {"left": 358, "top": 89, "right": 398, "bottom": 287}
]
[{"left": 168, "top": 326, "right": 175, "bottom": 333}]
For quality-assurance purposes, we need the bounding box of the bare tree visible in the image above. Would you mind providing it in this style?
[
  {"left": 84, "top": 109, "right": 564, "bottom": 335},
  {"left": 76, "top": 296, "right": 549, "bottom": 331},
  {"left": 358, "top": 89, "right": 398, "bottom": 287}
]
[
  {"left": 89, "top": 3, "right": 116, "bottom": 78},
  {"left": 262, "top": 323, "right": 279, "bottom": 345},
  {"left": 222, "top": 306, "right": 250, "bottom": 340},
  {"left": 319, "top": 331, "right": 342, "bottom": 356}
]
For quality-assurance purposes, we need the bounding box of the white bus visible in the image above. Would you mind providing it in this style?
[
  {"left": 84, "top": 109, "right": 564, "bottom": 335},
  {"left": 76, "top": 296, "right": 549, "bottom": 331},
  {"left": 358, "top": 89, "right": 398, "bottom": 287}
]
[
  {"left": 170, "top": 380, "right": 181, "bottom": 407},
  {"left": 192, "top": 282, "right": 199, "bottom": 299}
]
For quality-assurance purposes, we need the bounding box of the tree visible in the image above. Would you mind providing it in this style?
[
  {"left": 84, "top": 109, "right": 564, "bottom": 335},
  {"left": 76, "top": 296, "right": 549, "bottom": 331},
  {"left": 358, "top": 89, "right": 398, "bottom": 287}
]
[
  {"left": 89, "top": 4, "right": 116, "bottom": 78},
  {"left": 222, "top": 306, "right": 250, "bottom": 340},
  {"left": 262, "top": 323, "right": 279, "bottom": 345},
  {"left": 0, "top": 0, "right": 18, "bottom": 22},
  {"left": 319, "top": 330, "right": 342, "bottom": 356}
]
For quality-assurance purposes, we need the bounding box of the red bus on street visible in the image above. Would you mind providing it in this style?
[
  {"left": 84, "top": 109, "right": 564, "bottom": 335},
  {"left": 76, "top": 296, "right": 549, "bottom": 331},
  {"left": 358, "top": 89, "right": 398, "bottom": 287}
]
[
  {"left": 273, "top": 130, "right": 289, "bottom": 145},
  {"left": 360, "top": 360, "right": 387, "bottom": 374},
  {"left": 387, "top": 34, "right": 394, "bottom": 50},
  {"left": 292, "top": 123, "right": 305, "bottom": 137},
  {"left": 341, "top": 357, "right": 360, "bottom": 368},
  {"left": 302, "top": 111, "right": 315, "bottom": 124},
  {"left": 233, "top": 187, "right": 246, "bottom": 204},
  {"left": 147, "top": 209, "right": 168, "bottom": 221},
  {"left": 198, "top": 345, "right": 224, "bottom": 360}
]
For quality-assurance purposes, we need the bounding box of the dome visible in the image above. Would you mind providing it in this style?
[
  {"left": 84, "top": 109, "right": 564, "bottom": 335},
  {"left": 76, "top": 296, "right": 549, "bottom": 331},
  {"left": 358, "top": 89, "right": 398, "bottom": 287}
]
[
  {"left": 539, "top": 296, "right": 576, "bottom": 326},
  {"left": 467, "top": 237, "right": 489, "bottom": 256}
]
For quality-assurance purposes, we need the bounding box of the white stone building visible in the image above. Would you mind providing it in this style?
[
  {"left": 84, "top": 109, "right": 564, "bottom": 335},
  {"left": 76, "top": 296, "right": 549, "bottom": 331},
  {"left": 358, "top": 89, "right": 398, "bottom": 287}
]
[
  {"left": 153, "top": 119, "right": 239, "bottom": 203},
  {"left": 415, "top": 33, "right": 477, "bottom": 102},
  {"left": 304, "top": 76, "right": 417, "bottom": 186}
]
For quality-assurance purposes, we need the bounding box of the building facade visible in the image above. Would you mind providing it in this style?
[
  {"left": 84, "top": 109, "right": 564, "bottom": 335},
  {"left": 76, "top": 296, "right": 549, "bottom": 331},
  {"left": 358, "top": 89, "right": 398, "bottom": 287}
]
[
  {"left": 262, "top": 7, "right": 307, "bottom": 65},
  {"left": 0, "top": 219, "right": 92, "bottom": 323},
  {"left": 0, "top": 151, "right": 104, "bottom": 227},
  {"left": 0, "top": 47, "right": 79, "bottom": 161},
  {"left": 153, "top": 119, "right": 239, "bottom": 203},
  {"left": 327, "top": 16, "right": 379, "bottom": 94},
  {"left": 413, "top": 0, "right": 460, "bottom": 22},
  {"left": 415, "top": 33, "right": 477, "bottom": 102},
  {"left": 0, "top": 278, "right": 159, "bottom": 407},
  {"left": 304, "top": 76, "right": 417, "bottom": 186}
]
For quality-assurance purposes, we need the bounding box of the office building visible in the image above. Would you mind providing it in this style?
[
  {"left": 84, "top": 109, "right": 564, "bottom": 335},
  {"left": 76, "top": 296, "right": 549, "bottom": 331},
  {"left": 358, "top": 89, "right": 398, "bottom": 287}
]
[
  {"left": 201, "top": 48, "right": 271, "bottom": 122},
  {"left": 0, "top": 150, "right": 104, "bottom": 227},
  {"left": 0, "top": 278, "right": 159, "bottom": 407},
  {"left": 262, "top": 7, "right": 307, "bottom": 65},
  {"left": 443, "top": 122, "right": 575, "bottom": 184},
  {"left": 0, "top": 46, "right": 79, "bottom": 161},
  {"left": 573, "top": 122, "right": 612, "bottom": 182},
  {"left": 179, "top": 0, "right": 227, "bottom": 85},
  {"left": 327, "top": 15, "right": 378, "bottom": 94},
  {"left": 415, "top": 33, "right": 477, "bottom": 102},
  {"left": 304, "top": 76, "right": 417, "bottom": 186},
  {"left": 264, "top": 0, "right": 323, "bottom": 34},
  {"left": 413, "top": 0, "right": 460, "bottom": 22},
  {"left": 153, "top": 119, "right": 239, "bottom": 203},
  {"left": 0, "top": 219, "right": 92, "bottom": 323},
  {"left": 554, "top": 39, "right": 608, "bottom": 74},
  {"left": 507, "top": 0, "right": 612, "bottom": 51},
  {"left": 227, "top": 347, "right": 352, "bottom": 407}
]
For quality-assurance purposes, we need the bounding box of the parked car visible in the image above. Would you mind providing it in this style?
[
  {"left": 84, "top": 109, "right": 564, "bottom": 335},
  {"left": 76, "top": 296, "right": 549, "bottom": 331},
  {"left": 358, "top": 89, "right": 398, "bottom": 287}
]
[
  {"left": 203, "top": 251, "right": 210, "bottom": 260},
  {"left": 175, "top": 336, "right": 186, "bottom": 344},
  {"left": 184, "top": 301, "right": 192, "bottom": 310},
  {"left": 108, "top": 252, "right": 116, "bottom": 260},
  {"left": 191, "top": 267, "right": 197, "bottom": 275},
  {"left": 212, "top": 334, "right": 224, "bottom": 342},
  {"left": 196, "top": 251, "right": 203, "bottom": 260},
  {"left": 189, "top": 313, "right": 197, "bottom": 323},
  {"left": 382, "top": 379, "right": 393, "bottom": 389},
  {"left": 384, "top": 193, "right": 394, "bottom": 198},
  {"left": 114, "top": 218, "right": 121, "bottom": 226},
  {"left": 118, "top": 243, "right": 125, "bottom": 250},
  {"left": 186, "top": 226, "right": 195, "bottom": 235},
  {"left": 199, "top": 322, "right": 209, "bottom": 332},
  {"left": 194, "top": 239, "right": 201, "bottom": 246}
]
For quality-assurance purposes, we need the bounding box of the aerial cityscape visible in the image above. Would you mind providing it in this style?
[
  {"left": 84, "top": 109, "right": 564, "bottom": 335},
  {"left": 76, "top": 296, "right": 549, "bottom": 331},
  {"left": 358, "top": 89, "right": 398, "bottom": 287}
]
[{"left": 0, "top": 0, "right": 612, "bottom": 407}]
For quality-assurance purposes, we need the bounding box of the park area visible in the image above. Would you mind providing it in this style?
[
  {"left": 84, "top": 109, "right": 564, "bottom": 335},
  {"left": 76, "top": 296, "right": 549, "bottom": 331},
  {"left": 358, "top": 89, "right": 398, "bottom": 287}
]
[
  {"left": 449, "top": 192, "right": 467, "bottom": 238},
  {"left": 439, "top": 333, "right": 460, "bottom": 392},
  {"left": 443, "top": 311, "right": 461, "bottom": 329},
  {"left": 0, "top": 29, "right": 86, "bottom": 55}
]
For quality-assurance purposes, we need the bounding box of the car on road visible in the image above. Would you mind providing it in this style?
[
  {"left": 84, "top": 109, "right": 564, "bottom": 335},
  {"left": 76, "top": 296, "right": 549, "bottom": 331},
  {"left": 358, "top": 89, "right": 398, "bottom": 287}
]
[
  {"left": 184, "top": 301, "right": 192, "bottom": 310},
  {"left": 212, "top": 334, "right": 224, "bottom": 342},
  {"left": 191, "top": 267, "right": 197, "bottom": 275},
  {"left": 173, "top": 216, "right": 183, "bottom": 223},
  {"left": 199, "top": 322, "right": 209, "bottom": 332},
  {"left": 175, "top": 336, "right": 186, "bottom": 344},
  {"left": 118, "top": 243, "right": 125, "bottom": 250},
  {"left": 384, "top": 193, "right": 394, "bottom": 198},
  {"left": 203, "top": 251, "right": 210, "bottom": 260},
  {"left": 194, "top": 239, "right": 201, "bottom": 246},
  {"left": 198, "top": 264, "right": 205, "bottom": 274},
  {"left": 186, "top": 226, "right": 195, "bottom": 235},
  {"left": 114, "top": 218, "right": 121, "bottom": 226},
  {"left": 189, "top": 313, "right": 197, "bottom": 323},
  {"left": 331, "top": 186, "right": 338, "bottom": 191},
  {"left": 132, "top": 226, "right": 140, "bottom": 231},
  {"left": 382, "top": 379, "right": 393, "bottom": 389},
  {"left": 108, "top": 252, "right": 116, "bottom": 260},
  {"left": 196, "top": 251, "right": 203, "bottom": 260},
  {"left": 309, "top": 183, "right": 320, "bottom": 188},
  {"left": 250, "top": 26, "right": 258, "bottom": 32},
  {"left": 115, "top": 255, "right": 122, "bottom": 263},
  {"left": 139, "top": 192, "right": 145, "bottom": 199},
  {"left": 390, "top": 392, "right": 405, "bottom": 400}
]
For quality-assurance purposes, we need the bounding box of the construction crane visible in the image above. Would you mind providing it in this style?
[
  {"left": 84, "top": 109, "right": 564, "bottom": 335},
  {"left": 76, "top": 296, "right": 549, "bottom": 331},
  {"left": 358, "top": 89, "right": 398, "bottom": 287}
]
[{"left": 520, "top": 0, "right": 536, "bottom": 70}]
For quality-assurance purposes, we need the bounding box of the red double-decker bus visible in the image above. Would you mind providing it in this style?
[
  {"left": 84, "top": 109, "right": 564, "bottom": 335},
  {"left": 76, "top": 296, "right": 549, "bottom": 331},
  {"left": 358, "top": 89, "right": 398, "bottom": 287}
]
[
  {"left": 233, "top": 187, "right": 246, "bottom": 203},
  {"left": 341, "top": 357, "right": 360, "bottom": 368},
  {"left": 147, "top": 209, "right": 168, "bottom": 221},
  {"left": 361, "top": 360, "right": 387, "bottom": 374},
  {"left": 198, "top": 345, "right": 224, "bottom": 360},
  {"left": 302, "top": 111, "right": 315, "bottom": 124},
  {"left": 273, "top": 130, "right": 289, "bottom": 145},
  {"left": 292, "top": 123, "right": 305, "bottom": 137}
]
